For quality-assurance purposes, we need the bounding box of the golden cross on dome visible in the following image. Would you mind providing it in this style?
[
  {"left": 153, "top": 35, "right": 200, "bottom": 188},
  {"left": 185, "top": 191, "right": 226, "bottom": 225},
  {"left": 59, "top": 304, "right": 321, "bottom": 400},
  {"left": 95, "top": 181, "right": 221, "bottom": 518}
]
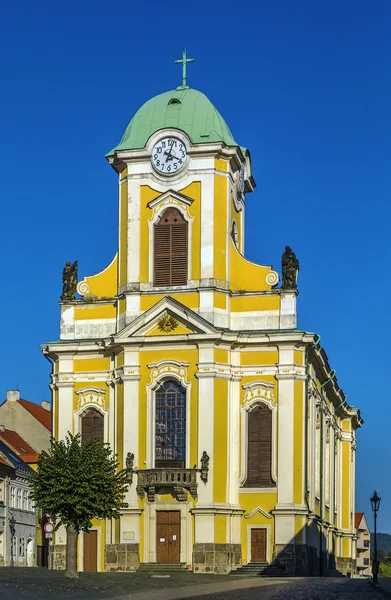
[{"left": 175, "top": 49, "right": 194, "bottom": 89}]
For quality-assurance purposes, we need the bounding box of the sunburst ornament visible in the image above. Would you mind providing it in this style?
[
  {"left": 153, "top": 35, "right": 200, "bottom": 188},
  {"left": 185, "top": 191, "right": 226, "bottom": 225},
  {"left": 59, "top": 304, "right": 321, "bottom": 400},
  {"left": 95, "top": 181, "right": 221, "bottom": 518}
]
[{"left": 158, "top": 314, "right": 178, "bottom": 333}]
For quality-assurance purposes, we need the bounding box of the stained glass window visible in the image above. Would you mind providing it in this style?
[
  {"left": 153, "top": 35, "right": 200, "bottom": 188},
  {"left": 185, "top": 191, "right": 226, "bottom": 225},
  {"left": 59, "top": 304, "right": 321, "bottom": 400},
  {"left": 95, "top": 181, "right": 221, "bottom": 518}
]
[{"left": 155, "top": 379, "right": 186, "bottom": 468}]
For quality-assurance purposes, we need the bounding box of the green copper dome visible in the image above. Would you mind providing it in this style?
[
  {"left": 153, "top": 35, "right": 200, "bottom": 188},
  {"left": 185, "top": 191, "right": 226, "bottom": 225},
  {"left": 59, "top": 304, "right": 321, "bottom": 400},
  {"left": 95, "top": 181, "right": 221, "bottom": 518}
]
[{"left": 107, "top": 88, "right": 239, "bottom": 156}]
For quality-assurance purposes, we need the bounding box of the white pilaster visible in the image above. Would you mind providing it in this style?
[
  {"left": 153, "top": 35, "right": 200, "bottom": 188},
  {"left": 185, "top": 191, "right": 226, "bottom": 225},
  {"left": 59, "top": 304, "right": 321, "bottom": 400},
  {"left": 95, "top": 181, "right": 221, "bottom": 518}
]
[
  {"left": 199, "top": 171, "right": 215, "bottom": 280},
  {"left": 126, "top": 179, "right": 141, "bottom": 285},
  {"left": 195, "top": 344, "right": 214, "bottom": 504},
  {"left": 122, "top": 348, "right": 140, "bottom": 507},
  {"left": 274, "top": 346, "right": 295, "bottom": 545},
  {"left": 57, "top": 382, "right": 74, "bottom": 441},
  {"left": 227, "top": 349, "right": 241, "bottom": 505}
]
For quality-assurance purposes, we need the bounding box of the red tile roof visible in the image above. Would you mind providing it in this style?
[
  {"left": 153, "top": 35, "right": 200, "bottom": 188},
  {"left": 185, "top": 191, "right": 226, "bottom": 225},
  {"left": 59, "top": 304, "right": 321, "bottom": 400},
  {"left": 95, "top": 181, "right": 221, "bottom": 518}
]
[
  {"left": 18, "top": 398, "right": 51, "bottom": 431},
  {"left": 0, "top": 428, "right": 39, "bottom": 462},
  {"left": 355, "top": 512, "right": 364, "bottom": 529}
]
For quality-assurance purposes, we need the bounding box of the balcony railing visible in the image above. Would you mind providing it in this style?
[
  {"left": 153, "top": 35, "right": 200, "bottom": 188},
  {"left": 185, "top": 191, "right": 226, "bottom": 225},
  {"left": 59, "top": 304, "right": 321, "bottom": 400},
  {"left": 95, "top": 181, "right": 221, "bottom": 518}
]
[{"left": 136, "top": 468, "right": 198, "bottom": 502}]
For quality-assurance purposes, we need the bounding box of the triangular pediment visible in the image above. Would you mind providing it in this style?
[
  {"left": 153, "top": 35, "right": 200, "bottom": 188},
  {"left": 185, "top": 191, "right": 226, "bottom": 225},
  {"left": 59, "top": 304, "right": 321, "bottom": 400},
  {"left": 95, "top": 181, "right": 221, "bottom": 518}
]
[
  {"left": 146, "top": 189, "right": 194, "bottom": 210},
  {"left": 115, "top": 297, "right": 218, "bottom": 339}
]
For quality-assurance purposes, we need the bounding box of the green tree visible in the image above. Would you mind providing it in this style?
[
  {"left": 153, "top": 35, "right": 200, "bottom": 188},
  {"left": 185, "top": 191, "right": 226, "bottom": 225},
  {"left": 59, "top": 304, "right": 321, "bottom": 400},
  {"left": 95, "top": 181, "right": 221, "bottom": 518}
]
[
  {"left": 29, "top": 433, "right": 128, "bottom": 578},
  {"left": 378, "top": 549, "right": 386, "bottom": 564}
]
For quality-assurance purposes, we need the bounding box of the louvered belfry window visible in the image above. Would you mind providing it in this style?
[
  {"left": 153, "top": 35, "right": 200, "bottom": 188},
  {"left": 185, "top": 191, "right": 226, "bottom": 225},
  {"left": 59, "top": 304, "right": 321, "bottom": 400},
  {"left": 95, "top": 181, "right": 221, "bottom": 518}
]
[
  {"left": 81, "top": 408, "right": 104, "bottom": 443},
  {"left": 245, "top": 404, "right": 274, "bottom": 487},
  {"left": 154, "top": 207, "right": 188, "bottom": 286}
]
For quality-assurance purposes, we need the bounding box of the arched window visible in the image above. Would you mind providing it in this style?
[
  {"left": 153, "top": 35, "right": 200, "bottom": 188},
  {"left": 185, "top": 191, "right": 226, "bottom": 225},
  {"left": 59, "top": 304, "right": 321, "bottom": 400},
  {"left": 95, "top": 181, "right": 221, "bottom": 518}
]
[
  {"left": 155, "top": 380, "right": 186, "bottom": 468},
  {"left": 11, "top": 536, "right": 17, "bottom": 560},
  {"left": 22, "top": 490, "right": 27, "bottom": 511},
  {"left": 19, "top": 536, "right": 25, "bottom": 557},
  {"left": 245, "top": 404, "right": 274, "bottom": 487},
  {"left": 81, "top": 408, "right": 104, "bottom": 443},
  {"left": 10, "top": 487, "right": 15, "bottom": 508},
  {"left": 154, "top": 207, "right": 188, "bottom": 287},
  {"left": 16, "top": 489, "right": 21, "bottom": 509}
]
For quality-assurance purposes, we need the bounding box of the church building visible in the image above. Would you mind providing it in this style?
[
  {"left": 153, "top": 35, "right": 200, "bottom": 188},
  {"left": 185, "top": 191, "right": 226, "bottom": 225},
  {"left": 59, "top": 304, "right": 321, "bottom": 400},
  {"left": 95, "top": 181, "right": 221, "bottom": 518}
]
[{"left": 43, "top": 55, "right": 362, "bottom": 576}]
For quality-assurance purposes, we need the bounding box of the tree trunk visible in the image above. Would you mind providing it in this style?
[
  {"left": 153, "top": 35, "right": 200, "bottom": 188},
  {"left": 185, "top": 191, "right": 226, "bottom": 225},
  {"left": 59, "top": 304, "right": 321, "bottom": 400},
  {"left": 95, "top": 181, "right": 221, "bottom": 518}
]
[{"left": 65, "top": 523, "right": 78, "bottom": 578}]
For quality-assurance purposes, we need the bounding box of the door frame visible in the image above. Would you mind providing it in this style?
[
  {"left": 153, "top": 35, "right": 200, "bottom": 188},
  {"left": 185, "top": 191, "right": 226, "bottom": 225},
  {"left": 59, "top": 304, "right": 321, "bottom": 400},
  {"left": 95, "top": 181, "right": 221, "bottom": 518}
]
[
  {"left": 247, "top": 525, "right": 271, "bottom": 563},
  {"left": 81, "top": 528, "right": 100, "bottom": 572},
  {"left": 156, "top": 511, "right": 181, "bottom": 564},
  {"left": 144, "top": 501, "right": 191, "bottom": 565}
]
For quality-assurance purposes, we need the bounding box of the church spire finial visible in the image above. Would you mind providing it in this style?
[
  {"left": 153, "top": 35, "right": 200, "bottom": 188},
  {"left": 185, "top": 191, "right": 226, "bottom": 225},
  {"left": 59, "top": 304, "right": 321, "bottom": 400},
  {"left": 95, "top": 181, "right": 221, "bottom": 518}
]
[{"left": 175, "top": 48, "right": 194, "bottom": 90}]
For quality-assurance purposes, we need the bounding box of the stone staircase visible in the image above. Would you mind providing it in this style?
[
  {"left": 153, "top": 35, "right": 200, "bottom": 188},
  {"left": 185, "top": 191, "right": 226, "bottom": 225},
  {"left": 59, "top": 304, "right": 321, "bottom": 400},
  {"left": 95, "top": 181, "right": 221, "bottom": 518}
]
[
  {"left": 138, "top": 562, "right": 188, "bottom": 573},
  {"left": 230, "top": 561, "right": 287, "bottom": 577}
]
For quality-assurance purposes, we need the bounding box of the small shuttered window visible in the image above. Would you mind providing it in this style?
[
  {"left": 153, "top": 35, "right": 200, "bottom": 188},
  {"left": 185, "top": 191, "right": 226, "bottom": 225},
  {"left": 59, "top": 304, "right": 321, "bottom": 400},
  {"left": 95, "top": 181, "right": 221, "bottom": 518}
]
[
  {"left": 154, "top": 207, "right": 188, "bottom": 287},
  {"left": 82, "top": 408, "right": 104, "bottom": 443},
  {"left": 245, "top": 404, "right": 274, "bottom": 487}
]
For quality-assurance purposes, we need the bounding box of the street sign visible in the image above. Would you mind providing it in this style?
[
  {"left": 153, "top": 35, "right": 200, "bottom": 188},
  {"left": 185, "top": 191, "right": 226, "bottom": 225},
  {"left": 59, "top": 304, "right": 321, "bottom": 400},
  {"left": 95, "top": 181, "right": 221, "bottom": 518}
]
[
  {"left": 44, "top": 522, "right": 54, "bottom": 534},
  {"left": 45, "top": 533, "right": 52, "bottom": 539}
]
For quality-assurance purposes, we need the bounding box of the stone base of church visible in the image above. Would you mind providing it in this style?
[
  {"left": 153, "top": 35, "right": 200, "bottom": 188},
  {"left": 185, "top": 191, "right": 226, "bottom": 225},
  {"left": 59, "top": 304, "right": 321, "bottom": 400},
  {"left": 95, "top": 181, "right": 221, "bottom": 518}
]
[
  {"left": 192, "top": 543, "right": 242, "bottom": 574},
  {"left": 49, "top": 544, "right": 66, "bottom": 570},
  {"left": 105, "top": 543, "right": 139, "bottom": 572},
  {"left": 274, "top": 544, "right": 324, "bottom": 576},
  {"left": 335, "top": 556, "right": 356, "bottom": 577}
]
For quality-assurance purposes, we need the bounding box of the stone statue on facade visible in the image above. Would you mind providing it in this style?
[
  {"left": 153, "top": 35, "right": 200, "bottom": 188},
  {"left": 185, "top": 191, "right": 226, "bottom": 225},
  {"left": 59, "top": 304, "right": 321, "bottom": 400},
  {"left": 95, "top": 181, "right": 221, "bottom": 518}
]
[
  {"left": 61, "top": 260, "right": 78, "bottom": 301},
  {"left": 200, "top": 451, "right": 210, "bottom": 484},
  {"left": 126, "top": 452, "right": 134, "bottom": 485},
  {"left": 281, "top": 246, "right": 299, "bottom": 289}
]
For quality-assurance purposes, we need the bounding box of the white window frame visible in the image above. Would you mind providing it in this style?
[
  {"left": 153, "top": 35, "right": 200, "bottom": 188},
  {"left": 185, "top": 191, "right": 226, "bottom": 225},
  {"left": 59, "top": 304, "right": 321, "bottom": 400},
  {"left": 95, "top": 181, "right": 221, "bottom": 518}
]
[
  {"left": 73, "top": 388, "right": 109, "bottom": 444},
  {"left": 146, "top": 361, "right": 191, "bottom": 469},
  {"left": 19, "top": 536, "right": 25, "bottom": 557},
  {"left": 240, "top": 383, "right": 277, "bottom": 492},
  {"left": 148, "top": 194, "right": 194, "bottom": 287}
]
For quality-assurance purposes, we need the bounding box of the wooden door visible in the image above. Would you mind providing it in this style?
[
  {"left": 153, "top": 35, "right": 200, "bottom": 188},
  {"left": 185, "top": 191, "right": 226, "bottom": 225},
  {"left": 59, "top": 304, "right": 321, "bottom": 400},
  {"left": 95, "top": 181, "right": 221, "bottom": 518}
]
[
  {"left": 251, "top": 528, "right": 267, "bottom": 562},
  {"left": 156, "top": 511, "right": 180, "bottom": 563},
  {"left": 84, "top": 530, "right": 98, "bottom": 572}
]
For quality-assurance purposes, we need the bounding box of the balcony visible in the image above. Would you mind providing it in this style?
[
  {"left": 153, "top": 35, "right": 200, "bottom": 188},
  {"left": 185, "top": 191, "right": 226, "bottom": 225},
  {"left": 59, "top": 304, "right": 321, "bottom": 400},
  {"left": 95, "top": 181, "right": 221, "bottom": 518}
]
[
  {"left": 357, "top": 538, "right": 370, "bottom": 551},
  {"left": 357, "top": 556, "right": 370, "bottom": 569},
  {"left": 136, "top": 468, "right": 198, "bottom": 502}
]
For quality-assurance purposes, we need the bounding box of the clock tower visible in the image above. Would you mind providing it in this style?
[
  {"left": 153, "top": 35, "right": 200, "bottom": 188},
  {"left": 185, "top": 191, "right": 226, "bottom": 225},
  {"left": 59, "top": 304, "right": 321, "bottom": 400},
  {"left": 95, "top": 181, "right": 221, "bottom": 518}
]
[{"left": 44, "top": 62, "right": 361, "bottom": 576}]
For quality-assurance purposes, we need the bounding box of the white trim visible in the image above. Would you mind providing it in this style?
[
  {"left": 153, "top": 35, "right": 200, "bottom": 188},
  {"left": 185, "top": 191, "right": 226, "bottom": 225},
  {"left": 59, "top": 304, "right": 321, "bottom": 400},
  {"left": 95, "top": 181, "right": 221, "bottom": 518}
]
[
  {"left": 115, "top": 296, "right": 218, "bottom": 339},
  {"left": 74, "top": 403, "right": 109, "bottom": 445},
  {"left": 244, "top": 507, "right": 273, "bottom": 520},
  {"left": 81, "top": 527, "right": 101, "bottom": 572},
  {"left": 240, "top": 394, "right": 277, "bottom": 487},
  {"left": 144, "top": 501, "right": 191, "bottom": 564},
  {"left": 146, "top": 365, "right": 191, "bottom": 469},
  {"left": 147, "top": 193, "right": 194, "bottom": 284},
  {"left": 247, "top": 525, "right": 272, "bottom": 564}
]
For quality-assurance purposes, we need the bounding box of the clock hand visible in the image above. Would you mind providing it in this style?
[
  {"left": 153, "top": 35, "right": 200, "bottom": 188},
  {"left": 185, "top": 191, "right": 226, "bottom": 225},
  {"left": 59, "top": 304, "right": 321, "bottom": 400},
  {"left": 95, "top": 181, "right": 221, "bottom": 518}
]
[
  {"left": 165, "top": 144, "right": 175, "bottom": 162},
  {"left": 164, "top": 149, "right": 177, "bottom": 162}
]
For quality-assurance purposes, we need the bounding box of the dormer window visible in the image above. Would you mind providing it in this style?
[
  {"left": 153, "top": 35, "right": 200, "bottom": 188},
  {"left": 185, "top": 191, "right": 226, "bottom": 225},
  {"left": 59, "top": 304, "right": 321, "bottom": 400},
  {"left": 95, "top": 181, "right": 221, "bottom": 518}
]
[
  {"left": 168, "top": 98, "right": 181, "bottom": 105},
  {"left": 154, "top": 207, "right": 188, "bottom": 286}
]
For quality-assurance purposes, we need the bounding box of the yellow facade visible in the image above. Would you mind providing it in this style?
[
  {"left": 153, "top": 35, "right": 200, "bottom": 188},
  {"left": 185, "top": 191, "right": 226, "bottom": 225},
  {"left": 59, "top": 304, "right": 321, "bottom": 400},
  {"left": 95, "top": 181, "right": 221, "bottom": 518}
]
[{"left": 44, "top": 84, "right": 362, "bottom": 577}]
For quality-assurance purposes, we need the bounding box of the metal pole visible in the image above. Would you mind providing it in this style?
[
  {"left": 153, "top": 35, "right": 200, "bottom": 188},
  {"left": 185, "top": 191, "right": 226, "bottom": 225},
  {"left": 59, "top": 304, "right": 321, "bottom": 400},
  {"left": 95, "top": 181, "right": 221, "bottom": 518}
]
[{"left": 373, "top": 508, "right": 378, "bottom": 584}]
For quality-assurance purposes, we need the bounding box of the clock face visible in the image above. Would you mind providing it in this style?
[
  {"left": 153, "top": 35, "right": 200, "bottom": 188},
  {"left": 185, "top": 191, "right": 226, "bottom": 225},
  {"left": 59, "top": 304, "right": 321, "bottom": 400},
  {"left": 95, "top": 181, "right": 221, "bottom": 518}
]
[{"left": 151, "top": 137, "right": 187, "bottom": 175}]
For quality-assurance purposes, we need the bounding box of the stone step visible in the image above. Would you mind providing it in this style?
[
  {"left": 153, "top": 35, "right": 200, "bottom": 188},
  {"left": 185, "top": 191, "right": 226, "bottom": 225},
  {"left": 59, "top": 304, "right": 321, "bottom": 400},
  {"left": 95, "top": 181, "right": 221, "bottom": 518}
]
[{"left": 138, "top": 563, "right": 187, "bottom": 572}]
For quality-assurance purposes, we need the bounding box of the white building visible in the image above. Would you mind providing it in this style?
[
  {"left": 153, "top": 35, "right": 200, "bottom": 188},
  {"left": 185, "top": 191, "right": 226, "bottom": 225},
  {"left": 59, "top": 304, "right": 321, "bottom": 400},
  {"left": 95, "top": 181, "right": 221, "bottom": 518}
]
[{"left": 0, "top": 439, "right": 36, "bottom": 566}]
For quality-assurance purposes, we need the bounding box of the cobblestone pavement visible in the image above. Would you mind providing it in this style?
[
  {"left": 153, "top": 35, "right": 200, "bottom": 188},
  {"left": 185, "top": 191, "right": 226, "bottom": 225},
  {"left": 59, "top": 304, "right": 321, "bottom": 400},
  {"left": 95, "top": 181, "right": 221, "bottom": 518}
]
[
  {"left": 177, "top": 578, "right": 383, "bottom": 600},
  {"left": 0, "top": 569, "right": 382, "bottom": 600}
]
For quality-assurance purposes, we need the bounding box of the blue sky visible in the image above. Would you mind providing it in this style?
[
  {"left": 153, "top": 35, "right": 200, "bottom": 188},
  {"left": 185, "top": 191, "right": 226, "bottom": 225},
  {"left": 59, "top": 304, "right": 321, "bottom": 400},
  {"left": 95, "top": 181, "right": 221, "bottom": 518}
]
[{"left": 0, "top": 1, "right": 389, "bottom": 530}]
